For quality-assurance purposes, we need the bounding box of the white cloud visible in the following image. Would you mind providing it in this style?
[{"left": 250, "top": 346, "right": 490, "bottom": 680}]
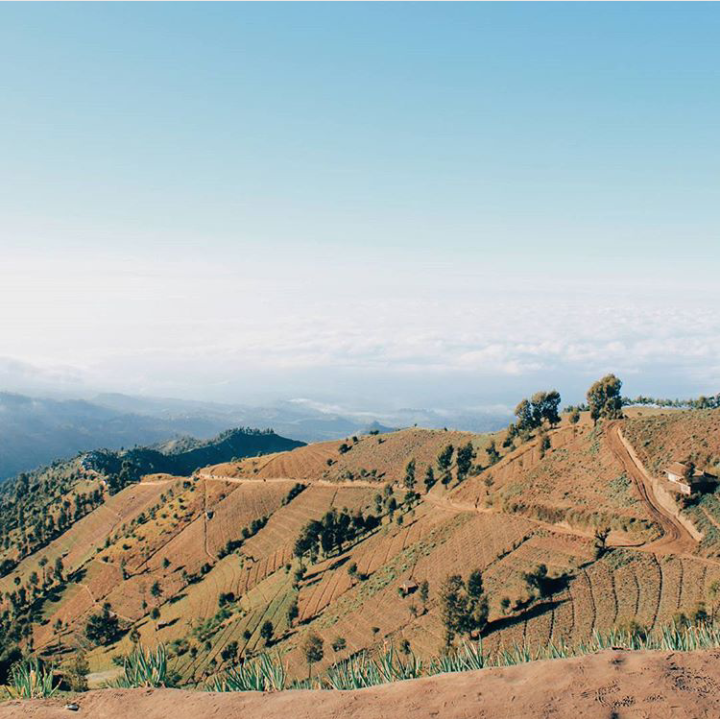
[{"left": 1, "top": 246, "right": 718, "bottom": 405}]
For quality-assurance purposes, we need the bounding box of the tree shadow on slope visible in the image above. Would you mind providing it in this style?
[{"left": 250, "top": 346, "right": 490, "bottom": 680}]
[{"left": 484, "top": 597, "right": 569, "bottom": 636}]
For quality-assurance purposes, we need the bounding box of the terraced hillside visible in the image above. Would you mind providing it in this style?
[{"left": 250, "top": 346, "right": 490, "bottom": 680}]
[{"left": 2, "top": 409, "right": 720, "bottom": 688}]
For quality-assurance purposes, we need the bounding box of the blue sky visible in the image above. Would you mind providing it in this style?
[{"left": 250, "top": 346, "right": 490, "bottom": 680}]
[{"left": 0, "top": 4, "right": 718, "bottom": 411}]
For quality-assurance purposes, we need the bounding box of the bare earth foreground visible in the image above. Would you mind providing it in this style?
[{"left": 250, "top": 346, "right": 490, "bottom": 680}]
[{"left": 6, "top": 650, "right": 720, "bottom": 719}]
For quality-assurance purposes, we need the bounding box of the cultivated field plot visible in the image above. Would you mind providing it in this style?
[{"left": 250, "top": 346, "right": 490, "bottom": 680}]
[
  {"left": 140, "top": 515, "right": 209, "bottom": 578},
  {"left": 210, "top": 428, "right": 497, "bottom": 487},
  {"left": 164, "top": 569, "right": 295, "bottom": 683},
  {"left": 101, "top": 483, "right": 206, "bottom": 574},
  {"left": 295, "top": 506, "right": 454, "bottom": 625},
  {"left": 254, "top": 443, "right": 342, "bottom": 480},
  {"left": 207, "top": 441, "right": 342, "bottom": 481},
  {"left": 204, "top": 480, "right": 292, "bottom": 557},
  {"left": 240, "top": 485, "right": 363, "bottom": 560},
  {"left": 36, "top": 559, "right": 125, "bottom": 651},
  {"left": 34, "top": 582, "right": 95, "bottom": 650},
  {"left": 275, "top": 513, "right": 475, "bottom": 675}
]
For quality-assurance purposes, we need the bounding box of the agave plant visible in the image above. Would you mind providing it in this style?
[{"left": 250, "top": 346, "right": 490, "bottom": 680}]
[
  {"left": 211, "top": 653, "right": 286, "bottom": 692},
  {"left": 325, "top": 653, "right": 381, "bottom": 690},
  {"left": 258, "top": 652, "right": 287, "bottom": 691},
  {"left": 115, "top": 644, "right": 171, "bottom": 688},
  {"left": 375, "top": 646, "right": 422, "bottom": 683},
  {"left": 8, "top": 658, "right": 58, "bottom": 699},
  {"left": 456, "top": 641, "right": 485, "bottom": 671},
  {"left": 497, "top": 643, "right": 534, "bottom": 667},
  {"left": 428, "top": 641, "right": 485, "bottom": 675}
]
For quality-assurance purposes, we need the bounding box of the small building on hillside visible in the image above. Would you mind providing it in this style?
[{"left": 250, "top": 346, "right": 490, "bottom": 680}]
[
  {"left": 665, "top": 461, "right": 712, "bottom": 496},
  {"left": 399, "top": 579, "right": 418, "bottom": 597}
]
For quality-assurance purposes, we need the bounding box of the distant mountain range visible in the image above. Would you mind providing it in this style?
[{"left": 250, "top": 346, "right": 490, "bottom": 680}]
[{"left": 0, "top": 391, "right": 509, "bottom": 481}]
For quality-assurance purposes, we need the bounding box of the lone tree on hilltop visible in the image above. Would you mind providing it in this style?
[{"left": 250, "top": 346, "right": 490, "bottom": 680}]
[{"left": 587, "top": 374, "right": 623, "bottom": 424}]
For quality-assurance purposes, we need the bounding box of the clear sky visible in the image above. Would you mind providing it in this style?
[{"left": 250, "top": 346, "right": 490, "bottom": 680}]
[{"left": 1, "top": 3, "right": 718, "bottom": 411}]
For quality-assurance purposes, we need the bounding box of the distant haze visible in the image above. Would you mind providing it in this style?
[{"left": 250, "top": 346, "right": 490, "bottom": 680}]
[{"left": 1, "top": 4, "right": 718, "bottom": 411}]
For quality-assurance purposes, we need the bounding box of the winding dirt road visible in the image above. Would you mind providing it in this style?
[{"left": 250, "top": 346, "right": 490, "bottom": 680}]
[
  {"left": 606, "top": 422, "right": 697, "bottom": 554},
  {"left": 196, "top": 425, "right": 699, "bottom": 557},
  {"left": 422, "top": 421, "right": 700, "bottom": 556}
]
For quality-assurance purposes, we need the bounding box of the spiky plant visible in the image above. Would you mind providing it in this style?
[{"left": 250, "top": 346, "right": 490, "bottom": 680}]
[
  {"left": 429, "top": 641, "right": 486, "bottom": 675},
  {"left": 8, "top": 658, "right": 58, "bottom": 699},
  {"left": 325, "top": 653, "right": 381, "bottom": 690},
  {"left": 115, "top": 644, "right": 171, "bottom": 688},
  {"left": 211, "top": 653, "right": 286, "bottom": 692}
]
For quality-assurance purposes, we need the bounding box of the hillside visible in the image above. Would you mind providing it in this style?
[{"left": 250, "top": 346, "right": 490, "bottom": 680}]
[
  {"left": 1, "top": 408, "right": 720, "bottom": 693},
  {"left": 5, "top": 649, "right": 720, "bottom": 719},
  {"left": 0, "top": 428, "right": 304, "bottom": 587}
]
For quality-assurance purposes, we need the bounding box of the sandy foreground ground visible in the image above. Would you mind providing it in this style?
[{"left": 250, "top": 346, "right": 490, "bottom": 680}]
[{"left": 4, "top": 649, "right": 720, "bottom": 719}]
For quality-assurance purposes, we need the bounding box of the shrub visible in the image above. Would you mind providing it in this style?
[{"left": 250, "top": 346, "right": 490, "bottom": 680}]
[{"left": 85, "top": 605, "right": 121, "bottom": 646}]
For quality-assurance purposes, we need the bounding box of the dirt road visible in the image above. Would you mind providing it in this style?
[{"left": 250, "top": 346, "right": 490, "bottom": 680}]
[
  {"left": 196, "top": 471, "right": 381, "bottom": 489},
  {"left": 423, "top": 422, "right": 699, "bottom": 556},
  {"left": 606, "top": 422, "right": 697, "bottom": 553}
]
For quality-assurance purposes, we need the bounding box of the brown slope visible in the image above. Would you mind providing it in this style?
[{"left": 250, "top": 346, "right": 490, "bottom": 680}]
[{"left": 7, "top": 649, "right": 720, "bottom": 719}]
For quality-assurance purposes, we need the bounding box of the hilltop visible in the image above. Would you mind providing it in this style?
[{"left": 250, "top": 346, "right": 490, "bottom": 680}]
[{"left": 1, "top": 390, "right": 719, "bottom": 701}]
